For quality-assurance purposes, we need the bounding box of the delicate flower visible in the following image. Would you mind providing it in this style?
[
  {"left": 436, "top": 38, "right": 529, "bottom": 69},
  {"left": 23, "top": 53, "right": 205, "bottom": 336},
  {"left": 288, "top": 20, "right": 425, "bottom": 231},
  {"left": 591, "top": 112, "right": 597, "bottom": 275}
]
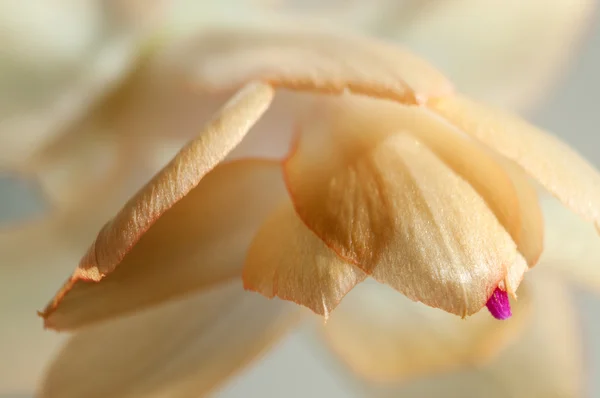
[
  {"left": 1, "top": 1, "right": 598, "bottom": 396},
  {"left": 32, "top": 24, "right": 600, "bottom": 398}
]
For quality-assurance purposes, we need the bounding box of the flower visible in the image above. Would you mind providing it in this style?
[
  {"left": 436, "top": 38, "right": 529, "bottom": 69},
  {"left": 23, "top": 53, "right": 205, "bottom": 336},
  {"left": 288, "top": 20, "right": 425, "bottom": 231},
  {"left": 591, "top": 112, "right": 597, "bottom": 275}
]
[
  {"left": 32, "top": 23, "right": 600, "bottom": 398},
  {"left": 1, "top": 1, "right": 598, "bottom": 396}
]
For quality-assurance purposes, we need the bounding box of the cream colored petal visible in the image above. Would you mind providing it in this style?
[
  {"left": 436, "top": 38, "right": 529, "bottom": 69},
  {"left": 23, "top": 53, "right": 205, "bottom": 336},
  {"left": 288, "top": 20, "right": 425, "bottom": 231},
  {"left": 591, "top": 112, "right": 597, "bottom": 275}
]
[
  {"left": 0, "top": 206, "right": 117, "bottom": 394},
  {"left": 393, "top": 0, "right": 595, "bottom": 110},
  {"left": 358, "top": 273, "right": 583, "bottom": 398},
  {"left": 429, "top": 94, "right": 600, "bottom": 231},
  {"left": 25, "top": 122, "right": 127, "bottom": 209},
  {"left": 495, "top": 159, "right": 545, "bottom": 266},
  {"left": 284, "top": 101, "right": 526, "bottom": 316},
  {"left": 42, "top": 159, "right": 287, "bottom": 330},
  {"left": 297, "top": 95, "right": 540, "bottom": 265},
  {"left": 243, "top": 202, "right": 366, "bottom": 318},
  {"left": 321, "top": 279, "right": 531, "bottom": 382},
  {"left": 167, "top": 25, "right": 452, "bottom": 104},
  {"left": 40, "top": 281, "right": 302, "bottom": 398},
  {"left": 540, "top": 195, "right": 600, "bottom": 290},
  {"left": 0, "top": 1, "right": 163, "bottom": 169},
  {"left": 40, "top": 80, "right": 273, "bottom": 328}
]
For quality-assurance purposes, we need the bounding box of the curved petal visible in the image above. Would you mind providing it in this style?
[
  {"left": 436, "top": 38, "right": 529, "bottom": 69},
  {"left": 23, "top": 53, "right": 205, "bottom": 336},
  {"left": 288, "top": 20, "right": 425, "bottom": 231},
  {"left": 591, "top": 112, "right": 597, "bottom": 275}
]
[
  {"left": 393, "top": 0, "right": 595, "bottom": 110},
  {"left": 167, "top": 25, "right": 452, "bottom": 104},
  {"left": 284, "top": 97, "right": 527, "bottom": 316},
  {"left": 321, "top": 279, "right": 532, "bottom": 382},
  {"left": 356, "top": 273, "right": 583, "bottom": 398},
  {"left": 292, "top": 95, "right": 541, "bottom": 265},
  {"left": 40, "top": 81, "right": 273, "bottom": 329},
  {"left": 42, "top": 159, "right": 287, "bottom": 330},
  {"left": 429, "top": 94, "right": 600, "bottom": 231},
  {"left": 540, "top": 195, "right": 600, "bottom": 290},
  {"left": 40, "top": 281, "right": 303, "bottom": 398},
  {"left": 243, "top": 202, "right": 366, "bottom": 318}
]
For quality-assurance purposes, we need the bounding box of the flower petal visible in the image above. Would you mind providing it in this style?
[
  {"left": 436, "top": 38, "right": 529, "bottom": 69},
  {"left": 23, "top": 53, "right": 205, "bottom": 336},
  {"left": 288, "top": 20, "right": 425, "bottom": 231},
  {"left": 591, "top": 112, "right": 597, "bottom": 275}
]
[
  {"left": 40, "top": 80, "right": 273, "bottom": 328},
  {"left": 40, "top": 281, "right": 302, "bottom": 398},
  {"left": 170, "top": 25, "right": 452, "bottom": 104},
  {"left": 0, "top": 204, "right": 117, "bottom": 394},
  {"left": 429, "top": 94, "right": 600, "bottom": 230},
  {"left": 243, "top": 202, "right": 366, "bottom": 318},
  {"left": 284, "top": 100, "right": 527, "bottom": 316},
  {"left": 41, "top": 159, "right": 287, "bottom": 330},
  {"left": 540, "top": 195, "right": 600, "bottom": 290},
  {"left": 295, "top": 95, "right": 541, "bottom": 265},
  {"left": 0, "top": 1, "right": 162, "bottom": 169},
  {"left": 394, "top": 0, "right": 595, "bottom": 110},
  {"left": 356, "top": 273, "right": 583, "bottom": 398},
  {"left": 321, "top": 279, "right": 531, "bottom": 382}
]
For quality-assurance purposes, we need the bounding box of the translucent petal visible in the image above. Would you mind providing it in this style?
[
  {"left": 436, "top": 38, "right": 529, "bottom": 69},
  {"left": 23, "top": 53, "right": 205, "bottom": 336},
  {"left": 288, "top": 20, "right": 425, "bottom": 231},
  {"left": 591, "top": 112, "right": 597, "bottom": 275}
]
[
  {"left": 42, "top": 159, "right": 286, "bottom": 330},
  {"left": 40, "top": 282, "right": 302, "bottom": 398}
]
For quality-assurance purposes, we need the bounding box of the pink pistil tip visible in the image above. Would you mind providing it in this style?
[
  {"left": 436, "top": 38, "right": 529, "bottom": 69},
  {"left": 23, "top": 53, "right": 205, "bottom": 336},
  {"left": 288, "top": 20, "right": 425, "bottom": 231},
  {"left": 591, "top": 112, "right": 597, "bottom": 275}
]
[{"left": 486, "top": 287, "right": 512, "bottom": 320}]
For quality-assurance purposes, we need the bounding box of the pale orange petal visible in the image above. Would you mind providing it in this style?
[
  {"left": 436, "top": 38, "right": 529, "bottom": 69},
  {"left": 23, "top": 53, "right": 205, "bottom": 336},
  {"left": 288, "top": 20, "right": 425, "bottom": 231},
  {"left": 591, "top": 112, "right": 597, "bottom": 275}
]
[
  {"left": 394, "top": 0, "right": 595, "bottom": 110},
  {"left": 429, "top": 94, "right": 600, "bottom": 231},
  {"left": 0, "top": 207, "right": 117, "bottom": 394},
  {"left": 284, "top": 100, "right": 526, "bottom": 316},
  {"left": 40, "top": 80, "right": 273, "bottom": 327},
  {"left": 167, "top": 25, "right": 452, "bottom": 104},
  {"left": 243, "top": 202, "right": 366, "bottom": 318},
  {"left": 357, "top": 273, "right": 583, "bottom": 398},
  {"left": 495, "top": 159, "right": 544, "bottom": 266},
  {"left": 40, "top": 282, "right": 302, "bottom": 398},
  {"left": 296, "top": 95, "right": 539, "bottom": 265},
  {"left": 540, "top": 195, "right": 600, "bottom": 290},
  {"left": 42, "top": 159, "right": 287, "bottom": 330},
  {"left": 321, "top": 279, "right": 531, "bottom": 382}
]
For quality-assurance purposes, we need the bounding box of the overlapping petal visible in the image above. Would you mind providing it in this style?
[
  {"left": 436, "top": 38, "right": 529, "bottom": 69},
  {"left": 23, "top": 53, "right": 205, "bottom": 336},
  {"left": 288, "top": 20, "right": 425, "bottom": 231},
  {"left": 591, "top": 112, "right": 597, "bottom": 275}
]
[
  {"left": 284, "top": 96, "right": 527, "bottom": 316},
  {"left": 0, "top": 1, "right": 164, "bottom": 169},
  {"left": 167, "top": 26, "right": 452, "bottom": 103},
  {"left": 40, "top": 281, "right": 303, "bottom": 398},
  {"left": 429, "top": 94, "right": 600, "bottom": 231},
  {"left": 243, "top": 202, "right": 366, "bottom": 318},
  {"left": 42, "top": 158, "right": 287, "bottom": 330}
]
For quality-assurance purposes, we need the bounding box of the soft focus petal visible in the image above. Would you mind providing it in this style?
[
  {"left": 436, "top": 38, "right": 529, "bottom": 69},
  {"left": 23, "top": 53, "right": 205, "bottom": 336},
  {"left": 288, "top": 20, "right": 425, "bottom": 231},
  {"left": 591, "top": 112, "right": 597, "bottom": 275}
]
[
  {"left": 167, "top": 25, "right": 452, "bottom": 104},
  {"left": 394, "top": 0, "right": 595, "bottom": 110},
  {"left": 321, "top": 279, "right": 531, "bottom": 382},
  {"left": 26, "top": 121, "right": 128, "bottom": 208},
  {"left": 496, "top": 160, "right": 545, "bottom": 266},
  {"left": 285, "top": 96, "right": 527, "bottom": 316},
  {"left": 42, "top": 159, "right": 287, "bottom": 330},
  {"left": 540, "top": 195, "right": 600, "bottom": 290},
  {"left": 243, "top": 203, "right": 366, "bottom": 318},
  {"left": 357, "top": 272, "right": 583, "bottom": 398},
  {"left": 429, "top": 94, "right": 600, "bottom": 230},
  {"left": 0, "top": 206, "right": 120, "bottom": 394},
  {"left": 40, "top": 281, "right": 302, "bottom": 398},
  {"left": 0, "top": 1, "right": 164, "bottom": 168}
]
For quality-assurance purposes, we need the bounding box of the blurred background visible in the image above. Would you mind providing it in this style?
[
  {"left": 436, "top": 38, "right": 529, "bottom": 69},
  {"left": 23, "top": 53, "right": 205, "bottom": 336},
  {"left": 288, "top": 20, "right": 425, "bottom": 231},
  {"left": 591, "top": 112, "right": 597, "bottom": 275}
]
[{"left": 1, "top": 1, "right": 599, "bottom": 397}]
